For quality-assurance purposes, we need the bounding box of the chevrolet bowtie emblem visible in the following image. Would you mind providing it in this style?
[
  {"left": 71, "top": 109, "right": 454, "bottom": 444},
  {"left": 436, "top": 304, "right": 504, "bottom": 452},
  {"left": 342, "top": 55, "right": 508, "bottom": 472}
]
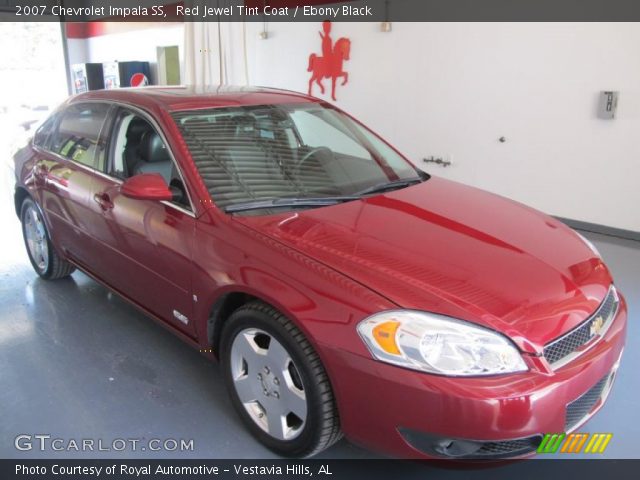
[{"left": 590, "top": 315, "right": 605, "bottom": 337}]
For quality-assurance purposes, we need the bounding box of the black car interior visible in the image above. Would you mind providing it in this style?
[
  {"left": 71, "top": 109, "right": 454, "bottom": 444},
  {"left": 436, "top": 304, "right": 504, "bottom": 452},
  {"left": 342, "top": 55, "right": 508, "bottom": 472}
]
[
  {"left": 111, "top": 113, "right": 189, "bottom": 208},
  {"left": 121, "top": 117, "right": 149, "bottom": 177},
  {"left": 133, "top": 131, "right": 173, "bottom": 180}
]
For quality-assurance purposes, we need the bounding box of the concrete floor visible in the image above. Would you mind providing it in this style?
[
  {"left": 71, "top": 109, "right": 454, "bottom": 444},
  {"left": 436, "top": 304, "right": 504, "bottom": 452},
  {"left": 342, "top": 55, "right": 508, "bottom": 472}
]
[{"left": 0, "top": 159, "right": 638, "bottom": 459}]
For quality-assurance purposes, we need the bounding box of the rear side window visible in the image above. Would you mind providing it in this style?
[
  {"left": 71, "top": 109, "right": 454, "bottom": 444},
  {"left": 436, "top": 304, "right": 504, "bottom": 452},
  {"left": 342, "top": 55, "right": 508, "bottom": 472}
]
[
  {"left": 33, "top": 114, "right": 58, "bottom": 150},
  {"left": 49, "top": 103, "right": 110, "bottom": 168}
]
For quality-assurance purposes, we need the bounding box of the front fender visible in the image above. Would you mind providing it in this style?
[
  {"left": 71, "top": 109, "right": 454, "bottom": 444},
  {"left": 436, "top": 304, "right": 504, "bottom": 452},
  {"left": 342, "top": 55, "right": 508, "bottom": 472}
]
[{"left": 191, "top": 212, "right": 394, "bottom": 364}]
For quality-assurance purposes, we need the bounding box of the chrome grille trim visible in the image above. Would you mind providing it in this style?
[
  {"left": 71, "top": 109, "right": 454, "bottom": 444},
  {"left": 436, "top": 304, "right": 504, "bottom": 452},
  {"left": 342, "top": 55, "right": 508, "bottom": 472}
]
[{"left": 543, "top": 285, "right": 619, "bottom": 369}]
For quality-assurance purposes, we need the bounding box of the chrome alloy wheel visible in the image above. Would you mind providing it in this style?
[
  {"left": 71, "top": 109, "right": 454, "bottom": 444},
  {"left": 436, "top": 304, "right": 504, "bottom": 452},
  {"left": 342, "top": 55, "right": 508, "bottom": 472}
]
[
  {"left": 23, "top": 204, "right": 49, "bottom": 272},
  {"left": 230, "top": 328, "right": 308, "bottom": 441}
]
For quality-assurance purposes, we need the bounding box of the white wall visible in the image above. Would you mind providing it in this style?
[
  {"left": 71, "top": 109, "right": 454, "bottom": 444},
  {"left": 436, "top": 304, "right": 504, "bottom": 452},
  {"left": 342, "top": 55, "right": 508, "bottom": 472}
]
[
  {"left": 66, "top": 38, "right": 89, "bottom": 65},
  {"left": 244, "top": 22, "right": 640, "bottom": 232}
]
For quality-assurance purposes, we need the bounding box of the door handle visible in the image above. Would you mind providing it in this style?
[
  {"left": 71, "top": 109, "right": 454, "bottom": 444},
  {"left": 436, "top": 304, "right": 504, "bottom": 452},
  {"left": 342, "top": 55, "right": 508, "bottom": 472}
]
[
  {"left": 34, "top": 164, "right": 48, "bottom": 184},
  {"left": 93, "top": 192, "right": 114, "bottom": 211}
]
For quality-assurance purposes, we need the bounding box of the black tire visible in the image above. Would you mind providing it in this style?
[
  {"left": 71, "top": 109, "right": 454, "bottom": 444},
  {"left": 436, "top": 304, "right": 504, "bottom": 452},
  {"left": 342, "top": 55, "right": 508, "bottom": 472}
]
[
  {"left": 220, "top": 301, "right": 342, "bottom": 457},
  {"left": 20, "top": 197, "right": 76, "bottom": 280}
]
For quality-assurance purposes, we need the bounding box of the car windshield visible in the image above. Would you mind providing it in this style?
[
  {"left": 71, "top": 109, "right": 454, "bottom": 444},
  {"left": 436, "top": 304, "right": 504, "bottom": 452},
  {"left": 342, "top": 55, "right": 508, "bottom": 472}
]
[{"left": 172, "top": 102, "right": 424, "bottom": 214}]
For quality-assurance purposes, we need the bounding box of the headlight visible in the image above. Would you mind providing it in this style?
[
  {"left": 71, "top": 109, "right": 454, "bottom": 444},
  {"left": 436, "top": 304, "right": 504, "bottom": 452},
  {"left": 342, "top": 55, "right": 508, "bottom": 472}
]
[
  {"left": 576, "top": 232, "right": 601, "bottom": 258},
  {"left": 357, "top": 311, "right": 527, "bottom": 376}
]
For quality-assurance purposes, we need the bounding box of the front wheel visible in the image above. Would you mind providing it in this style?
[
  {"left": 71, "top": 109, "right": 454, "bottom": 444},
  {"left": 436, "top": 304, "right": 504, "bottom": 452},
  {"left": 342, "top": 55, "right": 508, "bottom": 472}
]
[
  {"left": 20, "top": 197, "right": 75, "bottom": 280},
  {"left": 220, "top": 302, "right": 342, "bottom": 457}
]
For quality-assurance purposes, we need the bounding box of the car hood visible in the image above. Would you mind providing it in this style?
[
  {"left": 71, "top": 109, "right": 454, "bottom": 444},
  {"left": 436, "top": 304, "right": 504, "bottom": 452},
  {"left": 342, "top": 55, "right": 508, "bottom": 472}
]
[{"left": 235, "top": 177, "right": 612, "bottom": 353}]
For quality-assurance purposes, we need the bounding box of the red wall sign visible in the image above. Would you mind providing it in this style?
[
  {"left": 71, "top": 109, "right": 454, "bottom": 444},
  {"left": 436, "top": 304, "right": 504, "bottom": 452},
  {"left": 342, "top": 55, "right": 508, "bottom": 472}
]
[{"left": 307, "top": 21, "right": 351, "bottom": 101}]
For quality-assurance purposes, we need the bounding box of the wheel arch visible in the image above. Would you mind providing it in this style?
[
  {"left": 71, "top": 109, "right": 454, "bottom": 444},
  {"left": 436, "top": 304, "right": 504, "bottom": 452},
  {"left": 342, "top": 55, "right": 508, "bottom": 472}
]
[
  {"left": 207, "top": 290, "right": 259, "bottom": 359},
  {"left": 16, "top": 189, "right": 66, "bottom": 261},
  {"left": 14, "top": 186, "right": 31, "bottom": 218},
  {"left": 205, "top": 287, "right": 313, "bottom": 361}
]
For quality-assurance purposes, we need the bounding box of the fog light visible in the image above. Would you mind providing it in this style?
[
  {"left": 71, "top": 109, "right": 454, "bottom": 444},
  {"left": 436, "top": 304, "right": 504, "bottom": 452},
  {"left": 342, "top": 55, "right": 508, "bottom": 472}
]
[{"left": 399, "top": 428, "right": 542, "bottom": 459}]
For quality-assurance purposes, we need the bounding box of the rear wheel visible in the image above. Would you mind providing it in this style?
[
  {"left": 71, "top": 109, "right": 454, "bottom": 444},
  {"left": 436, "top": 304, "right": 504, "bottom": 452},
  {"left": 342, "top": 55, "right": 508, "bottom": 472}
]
[
  {"left": 20, "top": 197, "right": 75, "bottom": 280},
  {"left": 220, "top": 301, "right": 342, "bottom": 457}
]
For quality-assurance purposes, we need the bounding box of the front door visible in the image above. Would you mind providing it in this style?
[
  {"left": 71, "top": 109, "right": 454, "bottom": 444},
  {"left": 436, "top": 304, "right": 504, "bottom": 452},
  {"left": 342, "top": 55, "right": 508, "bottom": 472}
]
[{"left": 85, "top": 108, "right": 197, "bottom": 336}]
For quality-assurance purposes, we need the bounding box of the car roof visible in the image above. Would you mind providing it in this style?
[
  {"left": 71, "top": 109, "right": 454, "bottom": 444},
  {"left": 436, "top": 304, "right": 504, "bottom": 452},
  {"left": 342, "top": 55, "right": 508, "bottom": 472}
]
[{"left": 72, "top": 85, "right": 319, "bottom": 112}]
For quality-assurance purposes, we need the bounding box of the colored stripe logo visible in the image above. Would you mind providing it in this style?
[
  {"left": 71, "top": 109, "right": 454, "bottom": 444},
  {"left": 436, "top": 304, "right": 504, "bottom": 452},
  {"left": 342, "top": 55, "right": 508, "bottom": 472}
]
[
  {"left": 538, "top": 433, "right": 612, "bottom": 454},
  {"left": 538, "top": 433, "right": 565, "bottom": 453}
]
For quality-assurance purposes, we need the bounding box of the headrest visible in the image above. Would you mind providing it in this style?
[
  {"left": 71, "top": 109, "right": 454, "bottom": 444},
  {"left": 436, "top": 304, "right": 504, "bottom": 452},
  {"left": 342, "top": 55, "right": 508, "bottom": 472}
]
[
  {"left": 139, "top": 131, "right": 170, "bottom": 163},
  {"left": 127, "top": 117, "right": 151, "bottom": 139}
]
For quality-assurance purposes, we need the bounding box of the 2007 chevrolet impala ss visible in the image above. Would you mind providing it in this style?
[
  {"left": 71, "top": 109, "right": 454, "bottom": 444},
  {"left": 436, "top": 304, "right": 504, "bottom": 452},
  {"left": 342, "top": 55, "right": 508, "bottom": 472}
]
[{"left": 13, "top": 87, "right": 626, "bottom": 459}]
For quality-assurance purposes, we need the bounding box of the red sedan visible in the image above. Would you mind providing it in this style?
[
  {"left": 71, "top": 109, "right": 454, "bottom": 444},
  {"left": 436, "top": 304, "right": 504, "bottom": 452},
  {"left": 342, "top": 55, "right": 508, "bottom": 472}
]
[{"left": 13, "top": 87, "right": 626, "bottom": 459}]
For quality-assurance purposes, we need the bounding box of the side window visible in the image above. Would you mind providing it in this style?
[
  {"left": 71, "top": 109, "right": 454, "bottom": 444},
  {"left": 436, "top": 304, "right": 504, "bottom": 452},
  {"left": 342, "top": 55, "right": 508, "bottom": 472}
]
[
  {"left": 109, "top": 110, "right": 191, "bottom": 210},
  {"left": 33, "top": 113, "right": 57, "bottom": 150},
  {"left": 49, "top": 103, "right": 109, "bottom": 168},
  {"left": 109, "top": 112, "right": 141, "bottom": 179}
]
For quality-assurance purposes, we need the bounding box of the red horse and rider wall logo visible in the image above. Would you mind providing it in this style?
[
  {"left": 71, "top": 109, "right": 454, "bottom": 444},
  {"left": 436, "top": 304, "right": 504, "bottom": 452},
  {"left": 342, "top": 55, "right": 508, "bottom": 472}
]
[{"left": 307, "top": 21, "right": 351, "bottom": 101}]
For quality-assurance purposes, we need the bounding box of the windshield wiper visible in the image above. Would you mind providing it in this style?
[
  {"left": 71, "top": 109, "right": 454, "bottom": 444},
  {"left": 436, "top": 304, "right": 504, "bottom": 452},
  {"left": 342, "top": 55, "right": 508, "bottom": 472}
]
[
  {"left": 225, "top": 176, "right": 427, "bottom": 213},
  {"left": 355, "top": 177, "right": 424, "bottom": 196},
  {"left": 224, "top": 196, "right": 360, "bottom": 213}
]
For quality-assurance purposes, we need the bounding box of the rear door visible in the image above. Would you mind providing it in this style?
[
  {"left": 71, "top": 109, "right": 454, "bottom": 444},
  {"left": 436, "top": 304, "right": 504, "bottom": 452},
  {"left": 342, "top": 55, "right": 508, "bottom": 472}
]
[
  {"left": 85, "top": 106, "right": 197, "bottom": 336},
  {"left": 33, "top": 102, "right": 111, "bottom": 266}
]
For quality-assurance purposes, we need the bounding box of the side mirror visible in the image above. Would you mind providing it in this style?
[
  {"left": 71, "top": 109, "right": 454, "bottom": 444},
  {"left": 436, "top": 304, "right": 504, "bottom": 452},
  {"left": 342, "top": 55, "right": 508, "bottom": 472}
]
[{"left": 120, "top": 174, "right": 173, "bottom": 202}]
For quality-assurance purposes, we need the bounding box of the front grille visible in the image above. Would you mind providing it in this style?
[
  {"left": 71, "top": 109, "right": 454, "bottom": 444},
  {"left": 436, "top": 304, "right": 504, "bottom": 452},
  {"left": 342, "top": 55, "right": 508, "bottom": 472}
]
[
  {"left": 565, "top": 373, "right": 611, "bottom": 431},
  {"left": 475, "top": 436, "right": 542, "bottom": 457},
  {"left": 544, "top": 286, "right": 619, "bottom": 367}
]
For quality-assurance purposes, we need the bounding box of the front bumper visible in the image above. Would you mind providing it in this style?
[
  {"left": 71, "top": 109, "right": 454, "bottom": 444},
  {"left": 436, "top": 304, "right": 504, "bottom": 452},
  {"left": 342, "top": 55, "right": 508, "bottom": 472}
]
[{"left": 321, "top": 296, "right": 627, "bottom": 459}]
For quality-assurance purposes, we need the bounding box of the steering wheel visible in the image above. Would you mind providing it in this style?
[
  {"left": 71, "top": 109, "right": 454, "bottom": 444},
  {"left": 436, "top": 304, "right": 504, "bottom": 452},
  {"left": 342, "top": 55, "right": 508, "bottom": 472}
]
[{"left": 294, "top": 146, "right": 333, "bottom": 173}]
